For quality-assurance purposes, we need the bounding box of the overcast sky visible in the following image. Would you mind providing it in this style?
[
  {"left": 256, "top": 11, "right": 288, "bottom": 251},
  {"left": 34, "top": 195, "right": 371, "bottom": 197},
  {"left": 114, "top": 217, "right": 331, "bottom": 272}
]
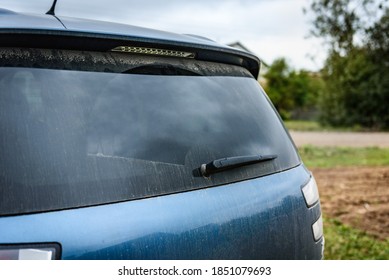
[{"left": 0, "top": 0, "right": 326, "bottom": 70}]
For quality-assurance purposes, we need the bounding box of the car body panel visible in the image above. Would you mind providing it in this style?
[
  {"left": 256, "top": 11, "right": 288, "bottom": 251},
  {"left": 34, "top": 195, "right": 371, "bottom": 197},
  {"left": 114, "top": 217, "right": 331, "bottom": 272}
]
[
  {"left": 0, "top": 165, "right": 322, "bottom": 259},
  {"left": 0, "top": 9, "right": 64, "bottom": 30},
  {"left": 0, "top": 8, "right": 217, "bottom": 46}
]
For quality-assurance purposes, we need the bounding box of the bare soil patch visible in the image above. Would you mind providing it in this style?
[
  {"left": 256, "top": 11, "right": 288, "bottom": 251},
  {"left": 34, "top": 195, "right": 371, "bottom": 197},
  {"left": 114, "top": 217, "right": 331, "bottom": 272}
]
[{"left": 312, "top": 166, "right": 389, "bottom": 240}]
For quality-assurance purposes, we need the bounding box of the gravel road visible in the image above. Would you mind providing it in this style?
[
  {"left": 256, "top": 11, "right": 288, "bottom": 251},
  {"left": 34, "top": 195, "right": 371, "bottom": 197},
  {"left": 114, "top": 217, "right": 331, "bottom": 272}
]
[{"left": 289, "top": 131, "right": 389, "bottom": 147}]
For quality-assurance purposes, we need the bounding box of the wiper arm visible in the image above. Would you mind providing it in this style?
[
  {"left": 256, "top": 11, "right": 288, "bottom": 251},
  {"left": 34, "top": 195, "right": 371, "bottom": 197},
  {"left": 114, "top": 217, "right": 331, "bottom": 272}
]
[{"left": 199, "top": 154, "right": 277, "bottom": 177}]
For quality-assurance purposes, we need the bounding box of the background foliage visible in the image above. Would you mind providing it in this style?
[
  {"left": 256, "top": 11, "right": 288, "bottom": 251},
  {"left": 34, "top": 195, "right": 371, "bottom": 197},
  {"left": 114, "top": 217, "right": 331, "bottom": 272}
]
[
  {"left": 262, "top": 58, "right": 324, "bottom": 120},
  {"left": 307, "top": 0, "right": 389, "bottom": 129},
  {"left": 265, "top": 1, "right": 389, "bottom": 130}
]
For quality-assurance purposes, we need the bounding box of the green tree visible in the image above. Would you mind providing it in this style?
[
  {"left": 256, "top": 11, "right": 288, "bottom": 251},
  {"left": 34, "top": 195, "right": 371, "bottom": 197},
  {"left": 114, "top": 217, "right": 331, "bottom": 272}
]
[
  {"left": 263, "top": 58, "right": 323, "bottom": 120},
  {"left": 263, "top": 58, "right": 293, "bottom": 119},
  {"left": 307, "top": 0, "right": 389, "bottom": 129}
]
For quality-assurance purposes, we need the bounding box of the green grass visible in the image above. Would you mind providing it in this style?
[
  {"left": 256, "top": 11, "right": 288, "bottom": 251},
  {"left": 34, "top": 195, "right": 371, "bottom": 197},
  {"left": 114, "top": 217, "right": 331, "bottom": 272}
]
[
  {"left": 284, "top": 120, "right": 322, "bottom": 131},
  {"left": 324, "top": 218, "right": 389, "bottom": 259},
  {"left": 284, "top": 120, "right": 366, "bottom": 132},
  {"left": 298, "top": 146, "right": 389, "bottom": 168},
  {"left": 284, "top": 120, "right": 323, "bottom": 131}
]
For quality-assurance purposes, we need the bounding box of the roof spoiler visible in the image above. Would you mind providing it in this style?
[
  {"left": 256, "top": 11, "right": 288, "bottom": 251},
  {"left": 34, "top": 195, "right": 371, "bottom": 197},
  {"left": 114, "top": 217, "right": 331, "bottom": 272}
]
[{"left": 0, "top": 30, "right": 261, "bottom": 78}]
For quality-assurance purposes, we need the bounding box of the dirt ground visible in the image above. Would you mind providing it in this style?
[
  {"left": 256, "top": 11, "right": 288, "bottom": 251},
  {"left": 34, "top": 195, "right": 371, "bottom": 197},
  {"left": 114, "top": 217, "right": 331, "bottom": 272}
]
[
  {"left": 312, "top": 166, "right": 389, "bottom": 240},
  {"left": 288, "top": 131, "right": 389, "bottom": 240}
]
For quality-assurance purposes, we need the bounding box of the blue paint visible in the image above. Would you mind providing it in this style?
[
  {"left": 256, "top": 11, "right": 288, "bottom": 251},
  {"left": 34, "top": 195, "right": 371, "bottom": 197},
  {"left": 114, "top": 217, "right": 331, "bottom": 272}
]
[{"left": 0, "top": 165, "right": 323, "bottom": 259}]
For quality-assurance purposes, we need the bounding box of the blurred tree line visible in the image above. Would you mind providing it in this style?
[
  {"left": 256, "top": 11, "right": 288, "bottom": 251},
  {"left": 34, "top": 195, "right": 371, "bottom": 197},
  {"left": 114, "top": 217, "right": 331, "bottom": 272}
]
[
  {"left": 262, "top": 58, "right": 324, "bottom": 120},
  {"left": 264, "top": 0, "right": 389, "bottom": 130}
]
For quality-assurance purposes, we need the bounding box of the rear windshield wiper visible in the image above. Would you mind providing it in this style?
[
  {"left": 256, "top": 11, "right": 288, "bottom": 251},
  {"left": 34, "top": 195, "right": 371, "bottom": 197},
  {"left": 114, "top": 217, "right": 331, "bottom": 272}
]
[{"left": 198, "top": 154, "right": 277, "bottom": 177}]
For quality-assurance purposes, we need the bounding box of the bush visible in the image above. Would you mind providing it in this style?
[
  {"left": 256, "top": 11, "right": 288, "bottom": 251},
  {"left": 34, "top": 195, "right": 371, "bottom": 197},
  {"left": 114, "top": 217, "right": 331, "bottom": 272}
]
[
  {"left": 263, "top": 58, "right": 323, "bottom": 120},
  {"left": 319, "top": 48, "right": 389, "bottom": 130}
]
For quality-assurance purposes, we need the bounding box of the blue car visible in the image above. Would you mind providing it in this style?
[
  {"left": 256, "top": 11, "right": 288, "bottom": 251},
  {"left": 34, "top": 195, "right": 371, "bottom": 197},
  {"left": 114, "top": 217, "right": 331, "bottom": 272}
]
[{"left": 0, "top": 6, "right": 323, "bottom": 260}]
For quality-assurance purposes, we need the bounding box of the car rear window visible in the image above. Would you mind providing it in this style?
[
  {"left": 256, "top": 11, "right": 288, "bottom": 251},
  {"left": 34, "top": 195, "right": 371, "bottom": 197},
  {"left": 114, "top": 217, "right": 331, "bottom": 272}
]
[{"left": 0, "top": 48, "right": 300, "bottom": 216}]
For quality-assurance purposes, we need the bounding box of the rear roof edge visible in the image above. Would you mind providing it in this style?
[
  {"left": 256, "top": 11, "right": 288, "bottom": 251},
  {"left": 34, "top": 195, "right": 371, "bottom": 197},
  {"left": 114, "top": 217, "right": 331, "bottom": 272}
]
[{"left": 0, "top": 11, "right": 261, "bottom": 78}]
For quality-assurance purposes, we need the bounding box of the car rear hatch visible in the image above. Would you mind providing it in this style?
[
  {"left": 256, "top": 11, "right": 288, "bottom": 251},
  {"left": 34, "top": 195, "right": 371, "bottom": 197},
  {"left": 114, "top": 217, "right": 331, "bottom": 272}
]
[{"left": 0, "top": 12, "right": 323, "bottom": 259}]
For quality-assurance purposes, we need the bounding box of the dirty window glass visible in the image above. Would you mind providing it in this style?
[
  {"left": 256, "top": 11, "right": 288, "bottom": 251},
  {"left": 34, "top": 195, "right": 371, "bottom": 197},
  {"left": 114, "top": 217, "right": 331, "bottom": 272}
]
[{"left": 0, "top": 54, "right": 299, "bottom": 216}]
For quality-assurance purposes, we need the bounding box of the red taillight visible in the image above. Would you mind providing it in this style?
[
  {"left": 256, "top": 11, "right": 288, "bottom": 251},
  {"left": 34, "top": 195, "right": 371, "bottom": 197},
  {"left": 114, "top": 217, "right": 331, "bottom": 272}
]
[{"left": 0, "top": 243, "right": 61, "bottom": 260}]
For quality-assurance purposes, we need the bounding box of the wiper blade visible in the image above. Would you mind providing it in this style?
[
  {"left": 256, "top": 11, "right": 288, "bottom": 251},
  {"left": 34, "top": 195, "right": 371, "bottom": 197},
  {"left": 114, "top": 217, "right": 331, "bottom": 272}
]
[{"left": 199, "top": 154, "right": 277, "bottom": 177}]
